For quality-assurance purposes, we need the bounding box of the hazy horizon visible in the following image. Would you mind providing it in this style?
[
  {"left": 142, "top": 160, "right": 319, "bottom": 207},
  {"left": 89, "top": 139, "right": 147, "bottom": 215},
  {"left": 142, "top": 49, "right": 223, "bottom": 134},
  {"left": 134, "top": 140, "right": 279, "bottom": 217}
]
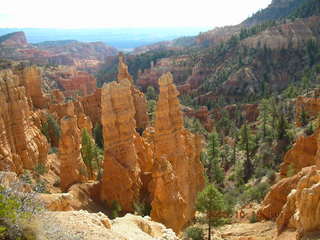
[{"left": 0, "top": 0, "right": 271, "bottom": 28}]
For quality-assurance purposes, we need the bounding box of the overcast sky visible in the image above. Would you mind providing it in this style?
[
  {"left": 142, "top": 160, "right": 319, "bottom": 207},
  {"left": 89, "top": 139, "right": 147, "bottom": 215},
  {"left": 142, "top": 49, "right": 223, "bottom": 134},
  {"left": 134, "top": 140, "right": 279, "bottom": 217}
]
[{"left": 0, "top": 0, "right": 272, "bottom": 28}]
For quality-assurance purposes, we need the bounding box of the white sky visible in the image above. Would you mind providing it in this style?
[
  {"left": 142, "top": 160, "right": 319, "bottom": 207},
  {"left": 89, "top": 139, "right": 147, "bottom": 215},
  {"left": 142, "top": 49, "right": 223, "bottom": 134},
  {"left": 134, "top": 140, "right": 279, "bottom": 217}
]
[{"left": 0, "top": 0, "right": 272, "bottom": 28}]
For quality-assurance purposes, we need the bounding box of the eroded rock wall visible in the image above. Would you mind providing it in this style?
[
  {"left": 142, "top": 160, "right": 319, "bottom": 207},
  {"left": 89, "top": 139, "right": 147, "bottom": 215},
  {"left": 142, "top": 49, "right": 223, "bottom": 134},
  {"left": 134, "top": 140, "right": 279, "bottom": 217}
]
[{"left": 0, "top": 69, "right": 48, "bottom": 172}]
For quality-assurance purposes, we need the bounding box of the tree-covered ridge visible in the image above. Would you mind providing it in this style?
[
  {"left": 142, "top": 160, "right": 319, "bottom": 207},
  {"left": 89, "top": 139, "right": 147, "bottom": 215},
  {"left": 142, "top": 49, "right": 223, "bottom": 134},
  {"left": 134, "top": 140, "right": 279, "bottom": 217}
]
[
  {"left": 290, "top": 0, "right": 320, "bottom": 19},
  {"left": 242, "top": 0, "right": 311, "bottom": 26}
]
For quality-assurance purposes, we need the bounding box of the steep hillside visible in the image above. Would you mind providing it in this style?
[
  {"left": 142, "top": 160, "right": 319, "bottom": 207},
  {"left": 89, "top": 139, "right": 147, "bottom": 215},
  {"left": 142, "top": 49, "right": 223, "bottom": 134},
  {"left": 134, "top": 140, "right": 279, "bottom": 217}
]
[
  {"left": 0, "top": 31, "right": 28, "bottom": 47},
  {"left": 242, "top": 0, "right": 311, "bottom": 26}
]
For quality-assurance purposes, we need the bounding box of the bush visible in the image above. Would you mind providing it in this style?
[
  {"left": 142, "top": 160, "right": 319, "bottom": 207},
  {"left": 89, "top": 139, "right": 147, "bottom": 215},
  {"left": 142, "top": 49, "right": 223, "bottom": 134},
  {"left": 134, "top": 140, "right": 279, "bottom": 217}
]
[
  {"left": 184, "top": 226, "right": 204, "bottom": 240},
  {"left": 34, "top": 163, "right": 47, "bottom": 175},
  {"left": 0, "top": 172, "right": 42, "bottom": 239},
  {"left": 249, "top": 212, "right": 258, "bottom": 223},
  {"left": 109, "top": 200, "right": 122, "bottom": 219},
  {"left": 133, "top": 201, "right": 151, "bottom": 217}
]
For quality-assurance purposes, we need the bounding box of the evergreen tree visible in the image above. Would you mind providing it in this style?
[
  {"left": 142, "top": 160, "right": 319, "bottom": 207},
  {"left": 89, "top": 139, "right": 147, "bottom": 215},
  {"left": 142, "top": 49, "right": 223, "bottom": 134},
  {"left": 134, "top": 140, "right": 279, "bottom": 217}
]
[
  {"left": 239, "top": 122, "right": 254, "bottom": 183},
  {"left": 146, "top": 86, "right": 157, "bottom": 100},
  {"left": 196, "top": 184, "right": 226, "bottom": 240},
  {"left": 93, "top": 123, "right": 104, "bottom": 149},
  {"left": 81, "top": 129, "right": 103, "bottom": 179},
  {"left": 207, "top": 132, "right": 224, "bottom": 185}
]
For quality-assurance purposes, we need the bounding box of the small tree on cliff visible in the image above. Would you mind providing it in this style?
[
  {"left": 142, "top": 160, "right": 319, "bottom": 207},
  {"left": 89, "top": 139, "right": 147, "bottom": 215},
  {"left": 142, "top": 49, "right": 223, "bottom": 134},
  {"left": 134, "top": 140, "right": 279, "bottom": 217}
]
[
  {"left": 196, "top": 184, "right": 226, "bottom": 240},
  {"left": 81, "top": 129, "right": 102, "bottom": 179},
  {"left": 41, "top": 113, "right": 61, "bottom": 147}
]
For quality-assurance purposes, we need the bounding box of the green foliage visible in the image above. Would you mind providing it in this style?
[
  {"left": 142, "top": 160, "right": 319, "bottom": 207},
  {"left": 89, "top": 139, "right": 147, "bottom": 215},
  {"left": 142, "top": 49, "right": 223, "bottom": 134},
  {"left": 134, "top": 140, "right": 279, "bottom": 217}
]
[
  {"left": 133, "top": 201, "right": 151, "bottom": 217},
  {"left": 239, "top": 182, "right": 270, "bottom": 204},
  {"left": 41, "top": 114, "right": 61, "bottom": 147},
  {"left": 146, "top": 86, "right": 157, "bottom": 101},
  {"left": 110, "top": 200, "right": 122, "bottom": 219},
  {"left": 196, "top": 184, "right": 226, "bottom": 240},
  {"left": 93, "top": 123, "right": 104, "bottom": 149},
  {"left": 290, "top": 0, "right": 320, "bottom": 19},
  {"left": 239, "top": 122, "right": 255, "bottom": 183},
  {"left": 206, "top": 132, "right": 224, "bottom": 185},
  {"left": 81, "top": 129, "right": 103, "bottom": 180},
  {"left": 147, "top": 100, "right": 156, "bottom": 123},
  {"left": 249, "top": 212, "right": 258, "bottom": 223},
  {"left": 33, "top": 163, "right": 47, "bottom": 175},
  {"left": 184, "top": 226, "right": 204, "bottom": 240}
]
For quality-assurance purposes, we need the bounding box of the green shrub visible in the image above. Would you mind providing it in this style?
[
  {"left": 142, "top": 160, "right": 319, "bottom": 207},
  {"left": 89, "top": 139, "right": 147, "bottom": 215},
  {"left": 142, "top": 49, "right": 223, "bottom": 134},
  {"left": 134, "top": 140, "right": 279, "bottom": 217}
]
[
  {"left": 34, "top": 163, "right": 47, "bottom": 175},
  {"left": 184, "top": 226, "right": 204, "bottom": 240},
  {"left": 133, "top": 201, "right": 151, "bottom": 217},
  {"left": 110, "top": 200, "right": 122, "bottom": 219},
  {"left": 249, "top": 212, "right": 258, "bottom": 223}
]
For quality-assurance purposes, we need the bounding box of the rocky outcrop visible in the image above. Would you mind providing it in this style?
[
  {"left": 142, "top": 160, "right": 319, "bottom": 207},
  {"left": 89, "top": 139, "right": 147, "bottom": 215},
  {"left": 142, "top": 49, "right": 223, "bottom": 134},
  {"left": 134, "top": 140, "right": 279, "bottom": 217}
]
[
  {"left": 280, "top": 131, "right": 318, "bottom": 177},
  {"left": 276, "top": 167, "right": 320, "bottom": 236},
  {"left": 80, "top": 89, "right": 102, "bottom": 126},
  {"left": 259, "top": 125, "right": 320, "bottom": 238},
  {"left": 137, "top": 56, "right": 192, "bottom": 91},
  {"left": 183, "top": 106, "right": 214, "bottom": 131},
  {"left": 20, "top": 66, "right": 49, "bottom": 109},
  {"left": 117, "top": 55, "right": 148, "bottom": 130},
  {"left": 59, "top": 115, "right": 87, "bottom": 191},
  {"left": 0, "top": 69, "right": 48, "bottom": 172},
  {"left": 36, "top": 211, "right": 178, "bottom": 240},
  {"left": 55, "top": 68, "right": 96, "bottom": 97},
  {"left": 295, "top": 96, "right": 320, "bottom": 127},
  {"left": 100, "top": 79, "right": 142, "bottom": 212},
  {"left": 150, "top": 72, "right": 205, "bottom": 232}
]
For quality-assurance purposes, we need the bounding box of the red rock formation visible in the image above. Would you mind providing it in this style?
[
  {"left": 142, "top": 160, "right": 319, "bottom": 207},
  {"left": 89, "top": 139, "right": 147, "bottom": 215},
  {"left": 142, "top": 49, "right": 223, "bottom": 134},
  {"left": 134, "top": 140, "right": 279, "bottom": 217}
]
[
  {"left": 100, "top": 79, "right": 142, "bottom": 212},
  {"left": 280, "top": 130, "right": 318, "bottom": 177},
  {"left": 55, "top": 67, "right": 96, "bottom": 97},
  {"left": 117, "top": 56, "right": 148, "bottom": 130},
  {"left": 0, "top": 69, "right": 48, "bottom": 172},
  {"left": 150, "top": 72, "right": 205, "bottom": 232},
  {"left": 59, "top": 115, "right": 88, "bottom": 191},
  {"left": 20, "top": 66, "right": 49, "bottom": 109},
  {"left": 259, "top": 126, "right": 320, "bottom": 238},
  {"left": 137, "top": 56, "right": 192, "bottom": 91},
  {"left": 183, "top": 106, "right": 214, "bottom": 131},
  {"left": 80, "top": 89, "right": 102, "bottom": 126}
]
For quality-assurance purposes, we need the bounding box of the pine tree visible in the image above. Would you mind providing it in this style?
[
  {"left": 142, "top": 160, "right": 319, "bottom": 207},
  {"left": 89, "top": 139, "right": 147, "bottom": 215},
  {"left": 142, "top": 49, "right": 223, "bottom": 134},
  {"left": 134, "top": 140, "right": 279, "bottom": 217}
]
[
  {"left": 196, "top": 184, "right": 226, "bottom": 240},
  {"left": 207, "top": 132, "right": 224, "bottom": 185},
  {"left": 239, "top": 122, "right": 254, "bottom": 183}
]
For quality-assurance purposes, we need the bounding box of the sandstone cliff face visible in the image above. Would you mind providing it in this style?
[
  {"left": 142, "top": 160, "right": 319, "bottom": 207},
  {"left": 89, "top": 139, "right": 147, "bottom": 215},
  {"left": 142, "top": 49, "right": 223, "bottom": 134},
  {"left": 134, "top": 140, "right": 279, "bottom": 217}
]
[
  {"left": 59, "top": 115, "right": 88, "bottom": 191},
  {"left": 80, "top": 89, "right": 102, "bottom": 126},
  {"left": 0, "top": 69, "right": 48, "bottom": 172},
  {"left": 20, "top": 66, "right": 48, "bottom": 109},
  {"left": 55, "top": 67, "right": 97, "bottom": 97},
  {"left": 280, "top": 131, "right": 318, "bottom": 177},
  {"left": 150, "top": 72, "right": 205, "bottom": 232},
  {"left": 100, "top": 79, "right": 142, "bottom": 212},
  {"left": 117, "top": 56, "right": 148, "bottom": 130},
  {"left": 99, "top": 61, "right": 205, "bottom": 233},
  {"left": 259, "top": 125, "right": 320, "bottom": 238}
]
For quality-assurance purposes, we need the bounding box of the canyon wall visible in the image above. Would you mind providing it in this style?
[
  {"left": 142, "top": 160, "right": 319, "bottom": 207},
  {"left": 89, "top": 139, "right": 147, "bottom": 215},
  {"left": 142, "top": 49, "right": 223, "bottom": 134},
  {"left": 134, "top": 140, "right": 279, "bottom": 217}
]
[{"left": 0, "top": 69, "right": 48, "bottom": 172}]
